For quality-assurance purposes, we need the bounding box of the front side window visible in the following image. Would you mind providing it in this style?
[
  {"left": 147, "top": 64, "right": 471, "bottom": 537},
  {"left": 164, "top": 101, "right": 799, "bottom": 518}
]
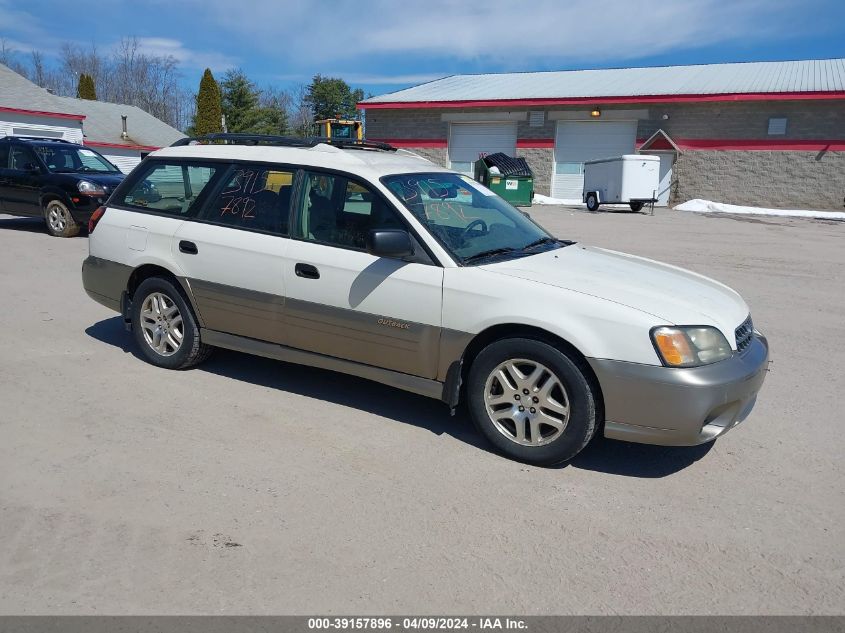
[
  {"left": 117, "top": 161, "right": 218, "bottom": 216},
  {"left": 201, "top": 164, "right": 294, "bottom": 234},
  {"left": 9, "top": 146, "right": 38, "bottom": 171},
  {"left": 293, "top": 171, "right": 405, "bottom": 250},
  {"left": 34, "top": 145, "right": 119, "bottom": 174},
  {"left": 383, "top": 172, "right": 559, "bottom": 264}
]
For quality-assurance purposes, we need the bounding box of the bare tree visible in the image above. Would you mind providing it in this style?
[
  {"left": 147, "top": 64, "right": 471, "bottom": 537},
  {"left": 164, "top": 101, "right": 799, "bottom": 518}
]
[
  {"left": 289, "top": 83, "right": 314, "bottom": 137},
  {"left": 0, "top": 38, "right": 29, "bottom": 77}
]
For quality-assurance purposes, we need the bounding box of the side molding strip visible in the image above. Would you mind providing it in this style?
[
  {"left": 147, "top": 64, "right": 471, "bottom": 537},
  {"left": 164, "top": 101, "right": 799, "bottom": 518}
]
[{"left": 200, "top": 328, "right": 445, "bottom": 401}]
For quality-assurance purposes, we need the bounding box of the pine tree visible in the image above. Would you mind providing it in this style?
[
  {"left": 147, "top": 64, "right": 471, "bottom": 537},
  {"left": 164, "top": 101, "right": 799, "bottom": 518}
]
[
  {"left": 221, "top": 69, "right": 260, "bottom": 133},
  {"left": 305, "top": 75, "right": 364, "bottom": 121},
  {"left": 76, "top": 73, "right": 96, "bottom": 100},
  {"left": 191, "top": 68, "right": 223, "bottom": 137}
]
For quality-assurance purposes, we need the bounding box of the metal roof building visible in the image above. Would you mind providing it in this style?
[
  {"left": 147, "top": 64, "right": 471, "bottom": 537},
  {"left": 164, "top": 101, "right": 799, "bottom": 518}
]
[
  {"left": 360, "top": 59, "right": 845, "bottom": 210},
  {"left": 362, "top": 59, "right": 845, "bottom": 105}
]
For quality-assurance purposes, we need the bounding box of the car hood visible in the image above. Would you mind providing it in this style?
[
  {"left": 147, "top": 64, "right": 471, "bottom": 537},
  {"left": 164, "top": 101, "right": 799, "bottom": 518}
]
[{"left": 480, "top": 244, "right": 749, "bottom": 339}]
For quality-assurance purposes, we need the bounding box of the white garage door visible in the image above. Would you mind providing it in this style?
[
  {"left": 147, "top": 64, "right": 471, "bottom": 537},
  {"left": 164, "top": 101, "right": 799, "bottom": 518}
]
[
  {"left": 551, "top": 121, "right": 637, "bottom": 200},
  {"left": 449, "top": 122, "right": 517, "bottom": 176}
]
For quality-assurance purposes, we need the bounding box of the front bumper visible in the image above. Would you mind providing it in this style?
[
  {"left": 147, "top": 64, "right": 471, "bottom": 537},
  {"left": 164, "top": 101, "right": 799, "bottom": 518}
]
[{"left": 588, "top": 334, "right": 769, "bottom": 446}]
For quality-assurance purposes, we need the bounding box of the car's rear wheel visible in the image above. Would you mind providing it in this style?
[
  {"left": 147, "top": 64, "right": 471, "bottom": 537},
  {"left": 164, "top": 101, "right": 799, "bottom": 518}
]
[
  {"left": 44, "top": 200, "right": 80, "bottom": 237},
  {"left": 467, "top": 338, "right": 598, "bottom": 465},
  {"left": 131, "top": 277, "right": 212, "bottom": 369}
]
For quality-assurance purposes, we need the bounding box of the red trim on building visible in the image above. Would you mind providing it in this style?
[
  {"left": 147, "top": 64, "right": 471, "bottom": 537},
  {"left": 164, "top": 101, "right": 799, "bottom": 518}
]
[
  {"left": 516, "top": 139, "right": 555, "bottom": 148},
  {"left": 0, "top": 105, "right": 86, "bottom": 121},
  {"left": 637, "top": 138, "right": 845, "bottom": 151},
  {"left": 371, "top": 137, "right": 845, "bottom": 152},
  {"left": 85, "top": 140, "right": 161, "bottom": 152},
  {"left": 359, "top": 91, "right": 845, "bottom": 110},
  {"left": 367, "top": 138, "right": 447, "bottom": 148}
]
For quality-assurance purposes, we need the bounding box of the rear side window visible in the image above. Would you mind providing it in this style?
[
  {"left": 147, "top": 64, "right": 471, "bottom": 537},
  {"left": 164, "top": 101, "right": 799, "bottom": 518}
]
[
  {"left": 200, "top": 164, "right": 295, "bottom": 235},
  {"left": 0, "top": 143, "right": 9, "bottom": 168},
  {"left": 117, "top": 161, "right": 218, "bottom": 216}
]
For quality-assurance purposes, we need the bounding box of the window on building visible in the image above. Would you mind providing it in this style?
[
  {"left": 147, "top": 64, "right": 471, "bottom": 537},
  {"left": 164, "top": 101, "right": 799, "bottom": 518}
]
[
  {"left": 767, "top": 118, "right": 787, "bottom": 135},
  {"left": 294, "top": 171, "right": 404, "bottom": 250},
  {"left": 118, "top": 161, "right": 218, "bottom": 216},
  {"left": 201, "top": 164, "right": 294, "bottom": 235},
  {"left": 529, "top": 111, "right": 545, "bottom": 127}
]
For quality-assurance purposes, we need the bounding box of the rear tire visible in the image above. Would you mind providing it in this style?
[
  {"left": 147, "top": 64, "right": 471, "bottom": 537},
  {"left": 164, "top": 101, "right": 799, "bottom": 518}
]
[
  {"left": 44, "top": 200, "right": 80, "bottom": 237},
  {"left": 467, "top": 338, "right": 598, "bottom": 466},
  {"left": 629, "top": 201, "right": 644, "bottom": 212},
  {"left": 585, "top": 193, "right": 600, "bottom": 212},
  {"left": 131, "top": 277, "right": 212, "bottom": 370}
]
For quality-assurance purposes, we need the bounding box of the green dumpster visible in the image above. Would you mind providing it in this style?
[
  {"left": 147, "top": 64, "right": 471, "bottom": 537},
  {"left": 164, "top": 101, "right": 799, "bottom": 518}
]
[{"left": 473, "top": 152, "right": 534, "bottom": 206}]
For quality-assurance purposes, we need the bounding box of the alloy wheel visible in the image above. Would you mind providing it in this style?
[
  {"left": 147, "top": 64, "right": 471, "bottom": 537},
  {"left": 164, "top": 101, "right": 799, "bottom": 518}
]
[
  {"left": 139, "top": 292, "right": 184, "bottom": 356},
  {"left": 483, "top": 358, "right": 570, "bottom": 446}
]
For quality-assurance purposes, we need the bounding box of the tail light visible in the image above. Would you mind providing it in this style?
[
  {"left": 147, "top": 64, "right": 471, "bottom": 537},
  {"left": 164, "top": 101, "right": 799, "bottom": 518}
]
[{"left": 88, "top": 206, "right": 106, "bottom": 233}]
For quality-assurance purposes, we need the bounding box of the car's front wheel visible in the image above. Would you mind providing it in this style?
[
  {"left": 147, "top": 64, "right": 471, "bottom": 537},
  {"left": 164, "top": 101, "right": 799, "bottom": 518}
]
[
  {"left": 467, "top": 338, "right": 599, "bottom": 465},
  {"left": 44, "top": 200, "right": 80, "bottom": 237},
  {"left": 131, "top": 277, "right": 212, "bottom": 369}
]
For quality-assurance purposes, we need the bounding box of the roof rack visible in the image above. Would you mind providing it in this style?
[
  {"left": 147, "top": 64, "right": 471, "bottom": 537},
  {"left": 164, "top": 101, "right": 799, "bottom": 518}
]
[
  {"left": 3, "top": 135, "right": 75, "bottom": 143},
  {"left": 170, "top": 133, "right": 396, "bottom": 152}
]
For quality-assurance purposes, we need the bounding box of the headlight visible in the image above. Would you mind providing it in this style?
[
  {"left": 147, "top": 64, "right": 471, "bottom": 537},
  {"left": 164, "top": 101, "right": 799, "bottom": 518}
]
[
  {"left": 651, "top": 326, "right": 733, "bottom": 367},
  {"left": 78, "top": 180, "right": 105, "bottom": 195}
]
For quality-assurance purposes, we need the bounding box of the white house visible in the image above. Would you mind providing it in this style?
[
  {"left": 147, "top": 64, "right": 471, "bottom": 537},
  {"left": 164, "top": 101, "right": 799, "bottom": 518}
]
[{"left": 0, "top": 62, "right": 183, "bottom": 172}]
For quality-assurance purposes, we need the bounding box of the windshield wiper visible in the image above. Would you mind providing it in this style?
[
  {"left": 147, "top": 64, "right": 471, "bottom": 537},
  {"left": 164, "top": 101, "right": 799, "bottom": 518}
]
[
  {"left": 523, "top": 237, "right": 576, "bottom": 251},
  {"left": 462, "top": 247, "right": 522, "bottom": 264},
  {"left": 521, "top": 237, "right": 557, "bottom": 250}
]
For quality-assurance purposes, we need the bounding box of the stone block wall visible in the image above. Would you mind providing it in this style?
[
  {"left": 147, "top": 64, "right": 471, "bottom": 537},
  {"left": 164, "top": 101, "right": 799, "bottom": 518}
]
[{"left": 673, "top": 150, "right": 845, "bottom": 209}]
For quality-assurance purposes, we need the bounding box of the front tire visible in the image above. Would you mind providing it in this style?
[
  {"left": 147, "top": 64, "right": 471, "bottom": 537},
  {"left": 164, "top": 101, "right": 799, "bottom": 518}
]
[
  {"left": 467, "top": 338, "right": 598, "bottom": 466},
  {"left": 44, "top": 200, "right": 80, "bottom": 237},
  {"left": 629, "top": 201, "right": 645, "bottom": 212},
  {"left": 131, "top": 277, "right": 212, "bottom": 369}
]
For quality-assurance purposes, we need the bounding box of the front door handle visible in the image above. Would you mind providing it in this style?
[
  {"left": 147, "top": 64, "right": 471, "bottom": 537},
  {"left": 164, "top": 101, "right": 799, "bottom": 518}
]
[
  {"left": 179, "top": 240, "right": 198, "bottom": 255},
  {"left": 295, "top": 263, "right": 320, "bottom": 279}
]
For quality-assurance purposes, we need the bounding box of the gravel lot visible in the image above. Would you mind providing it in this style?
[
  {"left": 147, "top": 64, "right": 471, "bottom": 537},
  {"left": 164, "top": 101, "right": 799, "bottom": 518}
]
[{"left": 0, "top": 206, "right": 842, "bottom": 615}]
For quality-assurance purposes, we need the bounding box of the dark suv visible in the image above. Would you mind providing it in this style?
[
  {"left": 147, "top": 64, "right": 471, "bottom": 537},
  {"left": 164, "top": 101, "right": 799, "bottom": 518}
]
[{"left": 0, "top": 136, "right": 126, "bottom": 237}]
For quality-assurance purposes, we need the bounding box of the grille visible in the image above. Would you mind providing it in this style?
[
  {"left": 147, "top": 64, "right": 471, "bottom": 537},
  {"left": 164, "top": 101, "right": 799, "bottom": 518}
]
[{"left": 735, "top": 316, "right": 754, "bottom": 353}]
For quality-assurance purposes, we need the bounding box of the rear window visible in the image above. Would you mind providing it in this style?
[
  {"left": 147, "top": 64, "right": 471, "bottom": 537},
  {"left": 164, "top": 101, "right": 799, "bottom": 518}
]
[{"left": 117, "top": 161, "right": 218, "bottom": 216}]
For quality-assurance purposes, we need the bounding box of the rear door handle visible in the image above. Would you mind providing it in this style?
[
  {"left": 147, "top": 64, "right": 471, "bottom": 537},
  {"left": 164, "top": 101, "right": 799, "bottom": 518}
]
[
  {"left": 295, "top": 263, "right": 320, "bottom": 279},
  {"left": 179, "top": 240, "right": 198, "bottom": 255}
]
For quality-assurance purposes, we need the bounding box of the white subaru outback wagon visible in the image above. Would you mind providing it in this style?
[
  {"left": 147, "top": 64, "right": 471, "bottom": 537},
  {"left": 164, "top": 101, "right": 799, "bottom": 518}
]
[{"left": 82, "top": 134, "right": 769, "bottom": 465}]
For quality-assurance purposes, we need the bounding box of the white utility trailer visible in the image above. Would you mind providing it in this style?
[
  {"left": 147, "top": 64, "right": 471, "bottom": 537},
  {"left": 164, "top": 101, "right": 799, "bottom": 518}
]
[{"left": 583, "top": 154, "right": 660, "bottom": 212}]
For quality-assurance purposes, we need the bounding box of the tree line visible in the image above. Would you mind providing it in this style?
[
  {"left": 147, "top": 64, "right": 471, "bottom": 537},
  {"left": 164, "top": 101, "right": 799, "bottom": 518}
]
[{"left": 0, "top": 37, "right": 368, "bottom": 136}]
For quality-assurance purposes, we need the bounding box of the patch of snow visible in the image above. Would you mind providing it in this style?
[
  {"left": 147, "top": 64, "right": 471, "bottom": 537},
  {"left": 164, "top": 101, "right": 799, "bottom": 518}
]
[
  {"left": 675, "top": 199, "right": 845, "bottom": 221},
  {"left": 533, "top": 194, "right": 584, "bottom": 205}
]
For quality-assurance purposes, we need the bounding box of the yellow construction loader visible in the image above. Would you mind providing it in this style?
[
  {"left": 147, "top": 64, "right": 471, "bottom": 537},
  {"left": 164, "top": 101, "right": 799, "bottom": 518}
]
[{"left": 316, "top": 117, "right": 363, "bottom": 141}]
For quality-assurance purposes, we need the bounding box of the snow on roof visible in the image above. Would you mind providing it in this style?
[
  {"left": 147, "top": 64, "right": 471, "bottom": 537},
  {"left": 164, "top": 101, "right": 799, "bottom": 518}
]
[{"left": 361, "top": 59, "right": 845, "bottom": 105}]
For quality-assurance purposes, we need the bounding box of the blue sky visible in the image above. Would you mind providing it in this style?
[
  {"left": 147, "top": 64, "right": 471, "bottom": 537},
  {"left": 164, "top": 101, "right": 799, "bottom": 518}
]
[{"left": 2, "top": 0, "right": 844, "bottom": 97}]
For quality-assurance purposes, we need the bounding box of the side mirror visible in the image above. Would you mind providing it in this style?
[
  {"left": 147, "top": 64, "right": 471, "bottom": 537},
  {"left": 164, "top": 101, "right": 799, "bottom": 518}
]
[{"left": 367, "top": 229, "right": 414, "bottom": 258}]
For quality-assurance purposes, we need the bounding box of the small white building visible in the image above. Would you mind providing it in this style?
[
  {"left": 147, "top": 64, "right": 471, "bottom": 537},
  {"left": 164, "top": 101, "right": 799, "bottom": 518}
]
[{"left": 0, "top": 63, "right": 183, "bottom": 172}]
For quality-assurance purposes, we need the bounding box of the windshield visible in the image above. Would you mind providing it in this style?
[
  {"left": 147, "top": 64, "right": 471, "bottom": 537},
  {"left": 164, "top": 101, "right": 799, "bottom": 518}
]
[
  {"left": 35, "top": 145, "right": 119, "bottom": 174},
  {"left": 383, "top": 172, "right": 562, "bottom": 264}
]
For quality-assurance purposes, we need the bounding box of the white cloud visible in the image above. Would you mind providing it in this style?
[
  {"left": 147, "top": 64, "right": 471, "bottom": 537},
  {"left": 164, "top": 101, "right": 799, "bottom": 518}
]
[
  {"left": 189, "top": 0, "right": 804, "bottom": 67},
  {"left": 133, "top": 37, "right": 236, "bottom": 72}
]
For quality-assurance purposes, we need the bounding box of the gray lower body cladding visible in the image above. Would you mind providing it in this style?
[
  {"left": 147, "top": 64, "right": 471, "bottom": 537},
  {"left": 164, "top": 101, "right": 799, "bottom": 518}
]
[
  {"left": 82, "top": 256, "right": 133, "bottom": 312},
  {"left": 83, "top": 255, "right": 770, "bottom": 447},
  {"left": 588, "top": 334, "right": 770, "bottom": 446}
]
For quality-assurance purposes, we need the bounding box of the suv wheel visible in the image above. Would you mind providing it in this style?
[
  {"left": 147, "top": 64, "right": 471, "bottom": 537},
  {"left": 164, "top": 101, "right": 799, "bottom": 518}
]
[
  {"left": 467, "top": 338, "right": 598, "bottom": 465},
  {"left": 44, "top": 200, "right": 80, "bottom": 237},
  {"left": 131, "top": 277, "right": 212, "bottom": 369}
]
